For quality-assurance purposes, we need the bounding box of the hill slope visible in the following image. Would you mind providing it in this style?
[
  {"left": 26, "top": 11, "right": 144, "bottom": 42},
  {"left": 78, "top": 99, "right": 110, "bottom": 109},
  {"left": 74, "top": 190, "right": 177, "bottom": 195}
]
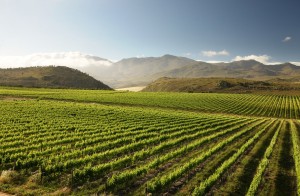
[
  {"left": 0, "top": 66, "right": 112, "bottom": 89},
  {"left": 142, "top": 77, "right": 300, "bottom": 93},
  {"left": 96, "top": 54, "right": 197, "bottom": 88},
  {"left": 154, "top": 60, "right": 300, "bottom": 80}
]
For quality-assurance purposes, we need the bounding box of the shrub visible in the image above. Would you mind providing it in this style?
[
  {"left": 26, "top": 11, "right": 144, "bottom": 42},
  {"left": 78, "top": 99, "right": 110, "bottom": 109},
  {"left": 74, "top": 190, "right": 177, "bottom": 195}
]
[{"left": 0, "top": 170, "right": 21, "bottom": 184}]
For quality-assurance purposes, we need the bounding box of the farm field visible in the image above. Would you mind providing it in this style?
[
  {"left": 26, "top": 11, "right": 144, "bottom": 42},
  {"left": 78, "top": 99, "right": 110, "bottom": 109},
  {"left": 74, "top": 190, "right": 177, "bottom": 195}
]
[{"left": 0, "top": 87, "right": 300, "bottom": 195}]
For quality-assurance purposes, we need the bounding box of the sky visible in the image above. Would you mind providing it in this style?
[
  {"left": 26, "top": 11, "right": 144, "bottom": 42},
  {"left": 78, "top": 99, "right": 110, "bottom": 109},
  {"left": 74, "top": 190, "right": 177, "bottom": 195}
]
[{"left": 0, "top": 0, "right": 299, "bottom": 67}]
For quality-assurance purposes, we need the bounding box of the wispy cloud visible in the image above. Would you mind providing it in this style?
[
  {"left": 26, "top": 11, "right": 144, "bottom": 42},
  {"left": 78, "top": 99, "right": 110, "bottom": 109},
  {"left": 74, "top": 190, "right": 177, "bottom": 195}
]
[
  {"left": 202, "top": 50, "right": 229, "bottom": 57},
  {"left": 233, "top": 55, "right": 271, "bottom": 64},
  {"left": 0, "top": 52, "right": 112, "bottom": 68},
  {"left": 282, "top": 36, "right": 292, "bottom": 42},
  {"left": 200, "top": 54, "right": 300, "bottom": 66},
  {"left": 136, "top": 54, "right": 145, "bottom": 58},
  {"left": 232, "top": 54, "right": 293, "bottom": 65},
  {"left": 196, "top": 60, "right": 229, "bottom": 63}
]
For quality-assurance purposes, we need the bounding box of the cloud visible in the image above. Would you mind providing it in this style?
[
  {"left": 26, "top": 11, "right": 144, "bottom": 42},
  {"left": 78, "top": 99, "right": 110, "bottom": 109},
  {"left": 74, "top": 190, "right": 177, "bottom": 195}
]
[
  {"left": 291, "top": 62, "right": 300, "bottom": 66},
  {"left": 199, "top": 53, "right": 300, "bottom": 66},
  {"left": 232, "top": 54, "right": 300, "bottom": 66},
  {"left": 232, "top": 55, "right": 272, "bottom": 64},
  {"left": 196, "top": 60, "right": 229, "bottom": 63},
  {"left": 136, "top": 54, "right": 145, "bottom": 58},
  {"left": 202, "top": 50, "right": 229, "bottom": 57},
  {"left": 0, "top": 52, "right": 112, "bottom": 68},
  {"left": 282, "top": 36, "right": 292, "bottom": 42}
]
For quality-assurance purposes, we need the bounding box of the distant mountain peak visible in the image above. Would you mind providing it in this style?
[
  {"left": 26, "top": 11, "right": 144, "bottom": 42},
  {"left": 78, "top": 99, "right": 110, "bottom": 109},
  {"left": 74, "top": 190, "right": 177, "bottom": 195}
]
[
  {"left": 162, "top": 54, "right": 177, "bottom": 58},
  {"left": 230, "top": 59, "right": 263, "bottom": 65},
  {"left": 237, "top": 59, "right": 261, "bottom": 63},
  {"left": 280, "top": 62, "right": 296, "bottom": 66}
]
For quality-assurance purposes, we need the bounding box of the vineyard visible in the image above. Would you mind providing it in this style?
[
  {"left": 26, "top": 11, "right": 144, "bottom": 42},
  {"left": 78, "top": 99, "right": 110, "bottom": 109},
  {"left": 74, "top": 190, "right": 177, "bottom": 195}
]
[{"left": 0, "top": 87, "right": 299, "bottom": 195}]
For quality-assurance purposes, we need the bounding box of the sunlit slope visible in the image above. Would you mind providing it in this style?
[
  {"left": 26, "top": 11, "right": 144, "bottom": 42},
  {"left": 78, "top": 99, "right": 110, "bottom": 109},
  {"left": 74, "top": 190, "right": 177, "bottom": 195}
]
[{"left": 0, "top": 66, "right": 111, "bottom": 89}]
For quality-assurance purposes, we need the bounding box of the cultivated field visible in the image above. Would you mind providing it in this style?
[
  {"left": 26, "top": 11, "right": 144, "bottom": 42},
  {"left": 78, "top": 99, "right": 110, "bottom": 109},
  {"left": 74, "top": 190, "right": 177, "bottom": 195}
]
[{"left": 0, "top": 87, "right": 300, "bottom": 195}]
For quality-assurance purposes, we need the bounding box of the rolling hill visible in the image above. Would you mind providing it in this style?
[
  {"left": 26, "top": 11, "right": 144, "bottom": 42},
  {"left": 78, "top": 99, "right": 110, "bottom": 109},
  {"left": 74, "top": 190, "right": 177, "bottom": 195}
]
[
  {"left": 0, "top": 66, "right": 112, "bottom": 89},
  {"left": 142, "top": 77, "right": 300, "bottom": 93}
]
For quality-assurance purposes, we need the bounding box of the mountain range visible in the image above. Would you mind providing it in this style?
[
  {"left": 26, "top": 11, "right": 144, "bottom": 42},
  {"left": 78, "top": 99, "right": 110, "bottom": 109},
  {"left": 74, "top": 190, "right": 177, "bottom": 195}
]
[
  {"left": 76, "top": 55, "right": 300, "bottom": 88},
  {"left": 1, "top": 53, "right": 300, "bottom": 89}
]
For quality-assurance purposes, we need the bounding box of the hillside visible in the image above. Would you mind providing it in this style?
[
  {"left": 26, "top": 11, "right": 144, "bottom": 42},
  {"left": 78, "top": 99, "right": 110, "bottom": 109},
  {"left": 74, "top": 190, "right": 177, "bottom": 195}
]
[
  {"left": 94, "top": 54, "right": 197, "bottom": 88},
  {"left": 0, "top": 66, "right": 112, "bottom": 89},
  {"left": 142, "top": 77, "right": 300, "bottom": 93},
  {"left": 153, "top": 60, "right": 300, "bottom": 80}
]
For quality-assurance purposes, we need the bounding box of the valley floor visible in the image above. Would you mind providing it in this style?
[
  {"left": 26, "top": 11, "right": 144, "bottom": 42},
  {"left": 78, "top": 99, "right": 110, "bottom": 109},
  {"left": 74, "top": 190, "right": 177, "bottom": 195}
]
[{"left": 115, "top": 86, "right": 146, "bottom": 92}]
